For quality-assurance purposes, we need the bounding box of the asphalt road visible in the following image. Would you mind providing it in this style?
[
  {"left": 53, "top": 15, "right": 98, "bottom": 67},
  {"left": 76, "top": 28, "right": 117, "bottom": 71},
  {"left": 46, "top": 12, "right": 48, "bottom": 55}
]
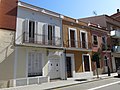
[{"left": 53, "top": 77, "right": 120, "bottom": 90}]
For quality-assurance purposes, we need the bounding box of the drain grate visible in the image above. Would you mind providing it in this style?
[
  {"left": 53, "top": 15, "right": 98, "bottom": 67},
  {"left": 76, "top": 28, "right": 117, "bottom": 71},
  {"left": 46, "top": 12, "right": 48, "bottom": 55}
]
[{"left": 74, "top": 79, "right": 87, "bottom": 81}]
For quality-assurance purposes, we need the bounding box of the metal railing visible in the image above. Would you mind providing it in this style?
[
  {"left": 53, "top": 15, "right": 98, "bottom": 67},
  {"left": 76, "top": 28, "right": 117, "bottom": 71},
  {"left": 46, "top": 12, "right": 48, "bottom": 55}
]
[
  {"left": 22, "top": 32, "right": 61, "bottom": 47},
  {"left": 111, "top": 46, "right": 120, "bottom": 52},
  {"left": 64, "top": 39, "right": 92, "bottom": 49}
]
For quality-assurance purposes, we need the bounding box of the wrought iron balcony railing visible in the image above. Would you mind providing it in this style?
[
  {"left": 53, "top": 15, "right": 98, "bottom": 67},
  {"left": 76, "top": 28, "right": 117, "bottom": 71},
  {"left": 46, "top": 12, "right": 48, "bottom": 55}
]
[
  {"left": 64, "top": 39, "right": 92, "bottom": 49},
  {"left": 111, "top": 46, "right": 120, "bottom": 52},
  {"left": 110, "top": 30, "right": 120, "bottom": 38},
  {"left": 22, "top": 32, "right": 61, "bottom": 47}
]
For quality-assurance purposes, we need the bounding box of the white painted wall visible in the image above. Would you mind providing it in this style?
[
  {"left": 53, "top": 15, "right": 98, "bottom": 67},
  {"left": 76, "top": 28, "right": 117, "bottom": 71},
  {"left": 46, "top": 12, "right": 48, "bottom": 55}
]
[
  {"left": 14, "top": 47, "right": 47, "bottom": 78},
  {"left": 16, "top": 6, "right": 62, "bottom": 46}
]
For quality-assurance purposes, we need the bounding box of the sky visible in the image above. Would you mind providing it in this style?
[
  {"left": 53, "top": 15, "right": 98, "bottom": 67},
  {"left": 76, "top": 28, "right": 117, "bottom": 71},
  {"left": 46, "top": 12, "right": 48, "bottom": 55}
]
[{"left": 21, "top": 0, "right": 120, "bottom": 19}]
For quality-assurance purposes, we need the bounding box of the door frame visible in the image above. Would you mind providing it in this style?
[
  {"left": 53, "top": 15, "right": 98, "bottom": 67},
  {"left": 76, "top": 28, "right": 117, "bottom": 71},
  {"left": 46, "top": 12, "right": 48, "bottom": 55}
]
[
  {"left": 80, "top": 30, "right": 88, "bottom": 49},
  {"left": 26, "top": 19, "right": 38, "bottom": 43},
  {"left": 82, "top": 54, "right": 92, "bottom": 72},
  {"left": 68, "top": 28, "right": 78, "bottom": 48},
  {"left": 66, "top": 54, "right": 75, "bottom": 78},
  {"left": 48, "top": 55, "right": 61, "bottom": 79}
]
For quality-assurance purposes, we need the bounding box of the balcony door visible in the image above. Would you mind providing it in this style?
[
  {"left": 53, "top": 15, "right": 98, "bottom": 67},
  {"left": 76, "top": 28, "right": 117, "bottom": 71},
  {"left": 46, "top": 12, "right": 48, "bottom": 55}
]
[
  {"left": 80, "top": 31, "right": 88, "bottom": 49},
  {"left": 48, "top": 25, "right": 55, "bottom": 45},
  {"left": 29, "top": 21, "right": 35, "bottom": 43},
  {"left": 43, "top": 24, "right": 60, "bottom": 46},
  {"left": 69, "top": 28, "right": 77, "bottom": 48},
  {"left": 70, "top": 30, "right": 75, "bottom": 47}
]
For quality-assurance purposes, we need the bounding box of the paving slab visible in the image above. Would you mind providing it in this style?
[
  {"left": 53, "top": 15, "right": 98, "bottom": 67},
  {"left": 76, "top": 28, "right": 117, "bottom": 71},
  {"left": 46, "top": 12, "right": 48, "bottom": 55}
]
[{"left": 0, "top": 73, "right": 117, "bottom": 90}]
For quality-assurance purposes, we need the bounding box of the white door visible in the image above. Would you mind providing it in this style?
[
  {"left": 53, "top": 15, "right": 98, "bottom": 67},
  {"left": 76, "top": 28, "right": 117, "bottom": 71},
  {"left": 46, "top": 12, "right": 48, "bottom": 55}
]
[{"left": 48, "top": 57, "right": 60, "bottom": 79}]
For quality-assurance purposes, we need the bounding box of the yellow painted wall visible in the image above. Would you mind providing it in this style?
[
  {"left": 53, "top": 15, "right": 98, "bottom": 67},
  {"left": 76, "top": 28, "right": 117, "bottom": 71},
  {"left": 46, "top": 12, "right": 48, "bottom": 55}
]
[
  {"left": 66, "top": 50, "right": 92, "bottom": 73},
  {"left": 0, "top": 29, "right": 15, "bottom": 80},
  {"left": 62, "top": 20, "right": 92, "bottom": 48},
  {"left": 62, "top": 19, "right": 92, "bottom": 73}
]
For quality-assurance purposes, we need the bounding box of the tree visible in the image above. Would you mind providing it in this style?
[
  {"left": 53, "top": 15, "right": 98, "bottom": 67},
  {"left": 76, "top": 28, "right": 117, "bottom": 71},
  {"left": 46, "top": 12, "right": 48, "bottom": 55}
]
[{"left": 92, "top": 52, "right": 100, "bottom": 78}]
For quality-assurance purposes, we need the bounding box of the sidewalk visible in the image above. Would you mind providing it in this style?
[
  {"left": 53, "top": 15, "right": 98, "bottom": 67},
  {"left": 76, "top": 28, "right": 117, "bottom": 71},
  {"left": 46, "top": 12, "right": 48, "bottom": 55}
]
[{"left": 0, "top": 73, "right": 117, "bottom": 90}]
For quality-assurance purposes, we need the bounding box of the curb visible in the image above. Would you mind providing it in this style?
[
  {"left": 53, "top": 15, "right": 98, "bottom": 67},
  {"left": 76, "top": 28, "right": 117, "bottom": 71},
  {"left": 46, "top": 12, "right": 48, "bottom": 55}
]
[{"left": 44, "top": 76, "right": 115, "bottom": 90}]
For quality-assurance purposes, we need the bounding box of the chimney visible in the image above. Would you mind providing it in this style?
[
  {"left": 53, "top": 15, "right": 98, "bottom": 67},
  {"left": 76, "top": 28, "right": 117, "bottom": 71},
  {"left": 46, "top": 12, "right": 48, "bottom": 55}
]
[{"left": 117, "top": 9, "right": 119, "bottom": 13}]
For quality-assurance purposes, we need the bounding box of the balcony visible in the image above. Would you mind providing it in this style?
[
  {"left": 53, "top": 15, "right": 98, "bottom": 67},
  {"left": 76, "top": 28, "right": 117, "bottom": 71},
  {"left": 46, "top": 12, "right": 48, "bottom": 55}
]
[
  {"left": 111, "top": 46, "right": 120, "bottom": 53},
  {"left": 101, "top": 44, "right": 111, "bottom": 51},
  {"left": 110, "top": 30, "right": 120, "bottom": 38},
  {"left": 21, "top": 32, "right": 61, "bottom": 47},
  {"left": 64, "top": 39, "right": 92, "bottom": 49}
]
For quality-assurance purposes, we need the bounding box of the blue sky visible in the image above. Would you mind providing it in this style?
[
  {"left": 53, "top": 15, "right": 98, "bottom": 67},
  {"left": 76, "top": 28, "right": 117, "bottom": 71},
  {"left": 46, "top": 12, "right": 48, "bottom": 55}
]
[{"left": 21, "top": 0, "right": 120, "bottom": 18}]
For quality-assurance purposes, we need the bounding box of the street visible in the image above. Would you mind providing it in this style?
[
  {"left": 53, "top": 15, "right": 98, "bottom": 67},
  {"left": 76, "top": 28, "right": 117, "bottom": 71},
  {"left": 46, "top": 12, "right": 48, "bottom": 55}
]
[{"left": 53, "top": 77, "right": 120, "bottom": 90}]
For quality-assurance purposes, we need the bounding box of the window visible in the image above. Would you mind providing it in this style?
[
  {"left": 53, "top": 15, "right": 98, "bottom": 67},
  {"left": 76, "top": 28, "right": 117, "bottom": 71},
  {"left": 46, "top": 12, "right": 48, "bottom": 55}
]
[
  {"left": 29, "top": 21, "right": 35, "bottom": 43},
  {"left": 69, "top": 28, "right": 77, "bottom": 47},
  {"left": 93, "top": 35, "right": 98, "bottom": 45},
  {"left": 102, "top": 36, "right": 106, "bottom": 44},
  {"left": 70, "top": 30, "right": 75, "bottom": 47},
  {"left": 48, "top": 25, "right": 55, "bottom": 45},
  {"left": 80, "top": 30, "right": 88, "bottom": 49},
  {"left": 102, "top": 36, "right": 107, "bottom": 50},
  {"left": 81, "top": 32, "right": 87, "bottom": 48},
  {"left": 28, "top": 52, "right": 42, "bottom": 77}
]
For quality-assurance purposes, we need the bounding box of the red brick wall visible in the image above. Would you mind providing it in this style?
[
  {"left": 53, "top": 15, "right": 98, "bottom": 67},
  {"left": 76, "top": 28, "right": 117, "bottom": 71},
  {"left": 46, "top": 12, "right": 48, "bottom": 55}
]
[{"left": 0, "top": 0, "right": 18, "bottom": 30}]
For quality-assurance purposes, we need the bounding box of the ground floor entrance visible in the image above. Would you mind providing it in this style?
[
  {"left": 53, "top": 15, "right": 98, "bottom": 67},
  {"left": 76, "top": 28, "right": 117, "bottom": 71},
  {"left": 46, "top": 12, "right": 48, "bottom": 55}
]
[
  {"left": 65, "top": 50, "right": 93, "bottom": 79},
  {"left": 66, "top": 57, "right": 72, "bottom": 78},
  {"left": 115, "top": 57, "right": 120, "bottom": 70},
  {"left": 48, "top": 57, "right": 61, "bottom": 79},
  {"left": 83, "top": 55, "right": 90, "bottom": 72}
]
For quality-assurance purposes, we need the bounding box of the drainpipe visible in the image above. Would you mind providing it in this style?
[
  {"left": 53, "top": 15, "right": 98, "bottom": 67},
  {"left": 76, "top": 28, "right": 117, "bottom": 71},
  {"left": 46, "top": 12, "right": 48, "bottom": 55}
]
[{"left": 60, "top": 14, "right": 67, "bottom": 80}]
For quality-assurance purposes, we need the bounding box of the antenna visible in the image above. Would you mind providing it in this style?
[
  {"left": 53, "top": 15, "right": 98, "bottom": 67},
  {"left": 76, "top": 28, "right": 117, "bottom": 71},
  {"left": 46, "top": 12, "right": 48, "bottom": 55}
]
[{"left": 93, "top": 11, "right": 97, "bottom": 16}]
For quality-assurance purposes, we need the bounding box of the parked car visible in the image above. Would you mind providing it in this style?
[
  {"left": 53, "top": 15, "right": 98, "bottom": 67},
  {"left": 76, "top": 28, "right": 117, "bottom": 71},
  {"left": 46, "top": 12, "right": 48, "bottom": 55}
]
[{"left": 117, "top": 66, "right": 120, "bottom": 77}]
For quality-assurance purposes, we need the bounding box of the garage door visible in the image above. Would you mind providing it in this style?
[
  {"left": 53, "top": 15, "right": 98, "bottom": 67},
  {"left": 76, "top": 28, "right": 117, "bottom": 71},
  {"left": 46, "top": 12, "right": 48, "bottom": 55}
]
[{"left": 48, "top": 58, "right": 60, "bottom": 79}]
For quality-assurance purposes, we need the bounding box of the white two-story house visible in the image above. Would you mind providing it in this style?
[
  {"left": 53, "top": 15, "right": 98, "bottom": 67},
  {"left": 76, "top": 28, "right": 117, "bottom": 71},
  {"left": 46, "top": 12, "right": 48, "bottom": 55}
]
[{"left": 13, "top": 1, "right": 66, "bottom": 86}]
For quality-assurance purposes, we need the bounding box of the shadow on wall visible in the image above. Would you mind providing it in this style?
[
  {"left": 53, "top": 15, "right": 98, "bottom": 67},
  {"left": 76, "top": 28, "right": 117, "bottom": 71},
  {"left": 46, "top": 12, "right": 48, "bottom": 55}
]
[
  {"left": 6, "top": 7, "right": 17, "bottom": 16},
  {"left": 0, "top": 44, "right": 15, "bottom": 81}
]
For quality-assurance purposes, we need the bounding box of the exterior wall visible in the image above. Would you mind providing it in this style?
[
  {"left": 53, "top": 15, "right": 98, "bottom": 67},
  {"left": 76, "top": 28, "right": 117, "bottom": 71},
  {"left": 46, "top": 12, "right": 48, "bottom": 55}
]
[
  {"left": 101, "top": 52, "right": 112, "bottom": 71},
  {"left": 14, "top": 2, "right": 66, "bottom": 81},
  {"left": 62, "top": 20, "right": 92, "bottom": 49},
  {"left": 91, "top": 28, "right": 112, "bottom": 74},
  {"left": 0, "top": 29, "right": 15, "bottom": 80},
  {"left": 16, "top": 6, "right": 62, "bottom": 45},
  {"left": 15, "top": 47, "right": 27, "bottom": 78},
  {"left": 66, "top": 50, "right": 92, "bottom": 73},
  {"left": 0, "top": 0, "right": 18, "bottom": 30},
  {"left": 80, "top": 15, "right": 120, "bottom": 30},
  {"left": 91, "top": 29, "right": 108, "bottom": 52},
  {"left": 79, "top": 15, "right": 107, "bottom": 27},
  {"left": 111, "top": 12, "right": 120, "bottom": 22},
  {"left": 62, "top": 17, "right": 93, "bottom": 79},
  {"left": 15, "top": 47, "right": 47, "bottom": 78},
  {"left": 15, "top": 47, "right": 65, "bottom": 79},
  {"left": 111, "top": 53, "right": 120, "bottom": 72}
]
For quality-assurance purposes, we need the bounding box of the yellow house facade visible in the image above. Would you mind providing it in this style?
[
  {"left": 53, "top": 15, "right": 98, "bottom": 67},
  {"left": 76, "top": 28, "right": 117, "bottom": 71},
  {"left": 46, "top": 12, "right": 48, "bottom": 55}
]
[{"left": 62, "top": 16, "right": 93, "bottom": 79}]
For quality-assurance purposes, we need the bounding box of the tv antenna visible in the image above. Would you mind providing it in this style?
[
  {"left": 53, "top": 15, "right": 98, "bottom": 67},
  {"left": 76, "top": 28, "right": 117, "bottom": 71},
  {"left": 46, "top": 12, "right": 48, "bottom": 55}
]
[{"left": 93, "top": 11, "right": 97, "bottom": 16}]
